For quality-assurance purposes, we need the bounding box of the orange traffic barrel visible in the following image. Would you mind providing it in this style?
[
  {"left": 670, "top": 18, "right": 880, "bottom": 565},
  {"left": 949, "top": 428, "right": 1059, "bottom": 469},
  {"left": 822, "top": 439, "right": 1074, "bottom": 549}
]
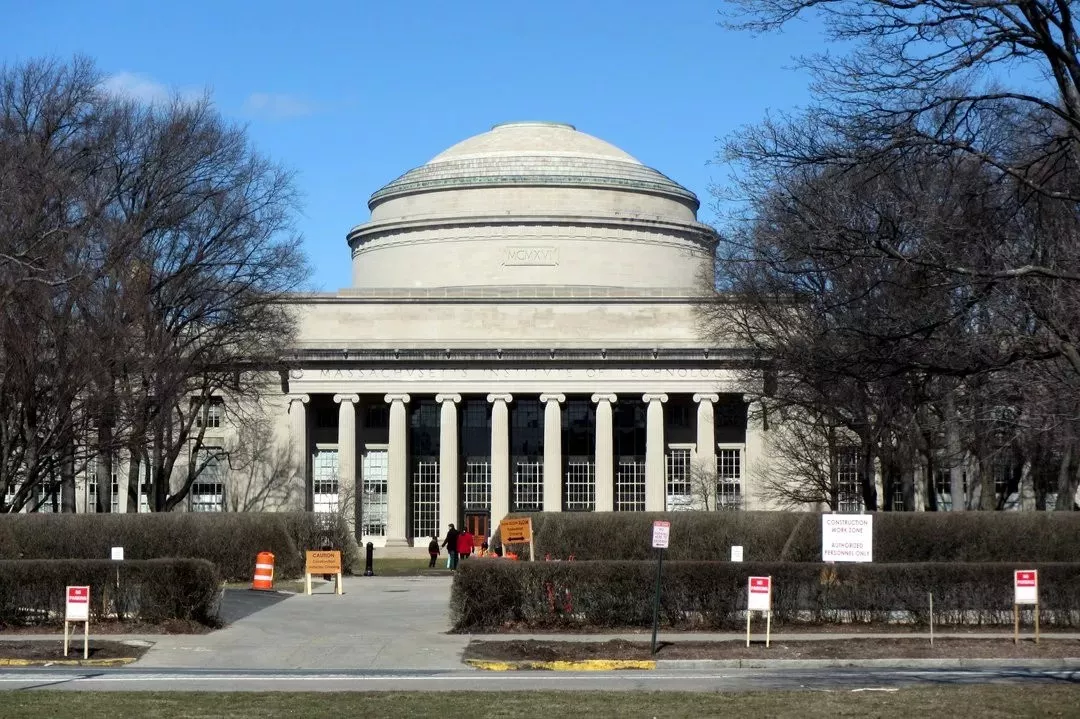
[{"left": 252, "top": 551, "right": 275, "bottom": 591}]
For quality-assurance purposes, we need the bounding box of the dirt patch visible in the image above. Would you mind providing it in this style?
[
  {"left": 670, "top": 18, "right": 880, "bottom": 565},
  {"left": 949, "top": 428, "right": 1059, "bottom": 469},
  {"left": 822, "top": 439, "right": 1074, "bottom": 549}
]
[
  {"left": 465, "top": 637, "right": 1080, "bottom": 661},
  {"left": 0, "top": 639, "right": 149, "bottom": 662},
  {"left": 0, "top": 619, "right": 212, "bottom": 635}
]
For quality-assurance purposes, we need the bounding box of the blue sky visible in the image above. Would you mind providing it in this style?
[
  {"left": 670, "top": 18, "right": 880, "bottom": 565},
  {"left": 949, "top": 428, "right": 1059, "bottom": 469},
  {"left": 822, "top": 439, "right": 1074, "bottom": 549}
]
[{"left": 1, "top": 0, "right": 825, "bottom": 291}]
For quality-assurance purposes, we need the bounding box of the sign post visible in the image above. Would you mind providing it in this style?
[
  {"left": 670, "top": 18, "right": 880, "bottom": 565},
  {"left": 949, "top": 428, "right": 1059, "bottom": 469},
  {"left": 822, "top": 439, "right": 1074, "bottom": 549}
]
[
  {"left": 1013, "top": 569, "right": 1039, "bottom": 644},
  {"left": 304, "top": 550, "right": 343, "bottom": 595},
  {"left": 746, "top": 576, "right": 772, "bottom": 648},
  {"left": 650, "top": 520, "right": 670, "bottom": 655},
  {"left": 499, "top": 517, "right": 535, "bottom": 561},
  {"left": 64, "top": 585, "right": 90, "bottom": 659}
]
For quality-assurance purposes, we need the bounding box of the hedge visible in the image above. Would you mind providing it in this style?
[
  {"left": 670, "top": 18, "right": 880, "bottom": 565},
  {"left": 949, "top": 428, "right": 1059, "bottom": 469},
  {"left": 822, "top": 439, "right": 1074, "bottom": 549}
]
[
  {"left": 0, "top": 512, "right": 359, "bottom": 581},
  {"left": 492, "top": 511, "right": 1080, "bottom": 563},
  {"left": 0, "top": 559, "right": 221, "bottom": 627},
  {"left": 450, "top": 560, "right": 1080, "bottom": 631}
]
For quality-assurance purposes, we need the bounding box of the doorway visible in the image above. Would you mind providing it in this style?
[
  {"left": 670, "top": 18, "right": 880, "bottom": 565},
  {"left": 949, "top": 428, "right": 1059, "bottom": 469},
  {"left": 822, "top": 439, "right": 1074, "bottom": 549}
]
[{"left": 464, "top": 512, "right": 490, "bottom": 547}]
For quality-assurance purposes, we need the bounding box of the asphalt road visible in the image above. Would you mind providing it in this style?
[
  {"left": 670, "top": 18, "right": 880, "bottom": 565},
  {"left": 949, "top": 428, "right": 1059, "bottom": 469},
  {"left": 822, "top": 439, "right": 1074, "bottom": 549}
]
[{"left": 1, "top": 666, "right": 1078, "bottom": 693}]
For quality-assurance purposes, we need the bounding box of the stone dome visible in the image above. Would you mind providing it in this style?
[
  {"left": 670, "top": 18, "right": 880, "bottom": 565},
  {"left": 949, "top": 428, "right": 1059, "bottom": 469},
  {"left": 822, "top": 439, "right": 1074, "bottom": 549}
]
[{"left": 348, "top": 122, "right": 717, "bottom": 291}]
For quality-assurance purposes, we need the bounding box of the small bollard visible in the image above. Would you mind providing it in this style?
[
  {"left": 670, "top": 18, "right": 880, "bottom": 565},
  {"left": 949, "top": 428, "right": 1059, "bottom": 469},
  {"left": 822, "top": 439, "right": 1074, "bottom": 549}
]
[{"left": 364, "top": 542, "right": 375, "bottom": 576}]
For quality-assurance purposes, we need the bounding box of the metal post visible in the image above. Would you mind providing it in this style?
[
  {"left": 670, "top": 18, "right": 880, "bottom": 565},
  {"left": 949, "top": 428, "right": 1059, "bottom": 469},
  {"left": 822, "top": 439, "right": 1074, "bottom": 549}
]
[
  {"left": 650, "top": 548, "right": 664, "bottom": 654},
  {"left": 364, "top": 542, "right": 375, "bottom": 576},
  {"left": 929, "top": 592, "right": 934, "bottom": 646}
]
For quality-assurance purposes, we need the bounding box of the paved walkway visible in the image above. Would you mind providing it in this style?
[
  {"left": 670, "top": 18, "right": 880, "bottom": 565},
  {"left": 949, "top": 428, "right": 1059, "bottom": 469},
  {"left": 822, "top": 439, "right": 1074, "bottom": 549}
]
[{"left": 88, "top": 576, "right": 469, "bottom": 670}]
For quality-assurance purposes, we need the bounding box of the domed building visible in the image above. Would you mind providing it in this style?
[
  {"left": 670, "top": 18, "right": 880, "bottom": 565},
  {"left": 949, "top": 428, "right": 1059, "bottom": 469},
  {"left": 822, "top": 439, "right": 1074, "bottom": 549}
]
[{"left": 271, "top": 122, "right": 764, "bottom": 549}]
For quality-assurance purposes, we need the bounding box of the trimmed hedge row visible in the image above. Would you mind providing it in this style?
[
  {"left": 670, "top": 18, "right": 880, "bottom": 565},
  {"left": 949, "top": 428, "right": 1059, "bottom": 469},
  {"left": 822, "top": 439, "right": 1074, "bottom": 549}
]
[
  {"left": 0, "top": 559, "right": 221, "bottom": 627},
  {"left": 450, "top": 560, "right": 1080, "bottom": 631},
  {"left": 0, "top": 512, "right": 358, "bottom": 581},
  {"left": 493, "top": 511, "right": 1080, "bottom": 563}
]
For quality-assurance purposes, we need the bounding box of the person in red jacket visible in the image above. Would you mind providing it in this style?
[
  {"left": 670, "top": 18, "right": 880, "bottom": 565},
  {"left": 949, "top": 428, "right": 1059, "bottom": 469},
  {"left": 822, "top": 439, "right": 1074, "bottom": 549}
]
[{"left": 457, "top": 528, "right": 474, "bottom": 561}]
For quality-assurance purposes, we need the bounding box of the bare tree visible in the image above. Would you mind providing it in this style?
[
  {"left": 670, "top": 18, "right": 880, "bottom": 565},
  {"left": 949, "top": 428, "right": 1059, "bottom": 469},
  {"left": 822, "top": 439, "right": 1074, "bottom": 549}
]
[{"left": 0, "top": 57, "right": 309, "bottom": 512}]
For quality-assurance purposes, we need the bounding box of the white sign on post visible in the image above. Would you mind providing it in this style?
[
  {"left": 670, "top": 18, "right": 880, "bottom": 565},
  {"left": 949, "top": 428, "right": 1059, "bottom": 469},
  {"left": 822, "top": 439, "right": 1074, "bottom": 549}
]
[
  {"left": 111, "top": 546, "right": 124, "bottom": 561},
  {"left": 651, "top": 520, "right": 670, "bottom": 549},
  {"left": 1014, "top": 570, "right": 1038, "bottom": 605},
  {"left": 745, "top": 576, "right": 773, "bottom": 648},
  {"left": 821, "top": 514, "right": 873, "bottom": 562},
  {"left": 64, "top": 585, "right": 90, "bottom": 659},
  {"left": 730, "top": 545, "right": 744, "bottom": 562}
]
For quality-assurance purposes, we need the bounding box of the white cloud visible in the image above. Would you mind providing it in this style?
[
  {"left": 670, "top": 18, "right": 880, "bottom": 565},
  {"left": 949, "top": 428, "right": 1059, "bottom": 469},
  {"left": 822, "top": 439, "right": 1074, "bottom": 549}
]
[
  {"left": 243, "top": 92, "right": 317, "bottom": 119},
  {"left": 99, "top": 72, "right": 171, "bottom": 103}
]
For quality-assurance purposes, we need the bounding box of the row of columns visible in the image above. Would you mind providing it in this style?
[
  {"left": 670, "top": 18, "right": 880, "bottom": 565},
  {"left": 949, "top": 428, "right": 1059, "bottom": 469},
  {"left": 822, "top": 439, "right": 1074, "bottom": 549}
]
[{"left": 288, "top": 391, "right": 727, "bottom": 546}]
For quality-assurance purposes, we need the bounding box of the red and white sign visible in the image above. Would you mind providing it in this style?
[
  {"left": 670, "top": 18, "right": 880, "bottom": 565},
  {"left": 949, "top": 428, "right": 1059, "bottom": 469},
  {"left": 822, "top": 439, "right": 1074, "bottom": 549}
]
[
  {"left": 651, "top": 520, "right": 671, "bottom": 549},
  {"left": 1014, "top": 570, "right": 1038, "bottom": 605},
  {"left": 65, "top": 585, "right": 90, "bottom": 622},
  {"left": 748, "top": 576, "right": 772, "bottom": 611}
]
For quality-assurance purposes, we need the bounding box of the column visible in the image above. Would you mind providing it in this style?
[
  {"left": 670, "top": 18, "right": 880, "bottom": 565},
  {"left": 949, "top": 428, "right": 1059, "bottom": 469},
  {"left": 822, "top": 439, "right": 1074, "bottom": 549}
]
[
  {"left": 591, "top": 393, "right": 616, "bottom": 512},
  {"left": 743, "top": 394, "right": 764, "bottom": 511},
  {"left": 540, "top": 393, "right": 565, "bottom": 512},
  {"left": 643, "top": 393, "right": 668, "bottom": 512},
  {"left": 694, "top": 393, "right": 719, "bottom": 484},
  {"left": 384, "top": 393, "right": 410, "bottom": 546},
  {"left": 334, "top": 394, "right": 359, "bottom": 528},
  {"left": 487, "top": 394, "right": 512, "bottom": 526},
  {"left": 436, "top": 394, "right": 461, "bottom": 535},
  {"left": 287, "top": 394, "right": 309, "bottom": 510}
]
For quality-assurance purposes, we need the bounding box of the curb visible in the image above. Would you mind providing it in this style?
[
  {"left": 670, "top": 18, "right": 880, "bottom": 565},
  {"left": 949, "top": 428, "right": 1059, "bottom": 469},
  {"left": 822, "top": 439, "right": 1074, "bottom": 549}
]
[
  {"left": 657, "top": 657, "right": 1080, "bottom": 670},
  {"left": 0, "top": 657, "right": 137, "bottom": 667},
  {"left": 466, "top": 659, "right": 656, "bottom": 671}
]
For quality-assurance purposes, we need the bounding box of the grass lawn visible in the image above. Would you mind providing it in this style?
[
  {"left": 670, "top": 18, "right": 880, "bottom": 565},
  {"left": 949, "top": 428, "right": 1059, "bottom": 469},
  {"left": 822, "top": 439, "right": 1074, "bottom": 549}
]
[
  {"left": 3, "top": 686, "right": 1078, "bottom": 718},
  {"left": 362, "top": 557, "right": 449, "bottom": 576}
]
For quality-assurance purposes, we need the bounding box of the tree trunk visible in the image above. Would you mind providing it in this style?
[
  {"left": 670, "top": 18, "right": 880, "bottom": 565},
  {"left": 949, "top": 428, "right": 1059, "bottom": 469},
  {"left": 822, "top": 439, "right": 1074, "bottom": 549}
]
[
  {"left": 1055, "top": 444, "right": 1077, "bottom": 511},
  {"left": 125, "top": 440, "right": 142, "bottom": 512},
  {"left": 96, "top": 420, "right": 113, "bottom": 513},
  {"left": 977, "top": 456, "right": 997, "bottom": 511},
  {"left": 60, "top": 436, "right": 76, "bottom": 513},
  {"left": 945, "top": 390, "right": 965, "bottom": 511}
]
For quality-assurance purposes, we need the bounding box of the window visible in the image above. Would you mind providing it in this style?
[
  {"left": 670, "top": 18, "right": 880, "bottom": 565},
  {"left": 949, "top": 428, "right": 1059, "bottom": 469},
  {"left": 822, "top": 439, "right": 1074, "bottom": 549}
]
[
  {"left": 666, "top": 448, "right": 693, "bottom": 510},
  {"left": 463, "top": 458, "right": 491, "bottom": 510},
  {"left": 190, "top": 448, "right": 225, "bottom": 512},
  {"left": 361, "top": 450, "right": 388, "bottom": 536},
  {"left": 513, "top": 460, "right": 543, "bottom": 511},
  {"left": 836, "top": 449, "right": 862, "bottom": 513},
  {"left": 716, "top": 447, "right": 742, "bottom": 509},
  {"left": 86, "top": 456, "right": 121, "bottom": 513},
  {"left": 564, "top": 457, "right": 595, "bottom": 511},
  {"left": 312, "top": 448, "right": 339, "bottom": 514},
  {"left": 196, "top": 397, "right": 225, "bottom": 429},
  {"left": 412, "top": 459, "right": 439, "bottom": 540},
  {"left": 616, "top": 457, "right": 645, "bottom": 511}
]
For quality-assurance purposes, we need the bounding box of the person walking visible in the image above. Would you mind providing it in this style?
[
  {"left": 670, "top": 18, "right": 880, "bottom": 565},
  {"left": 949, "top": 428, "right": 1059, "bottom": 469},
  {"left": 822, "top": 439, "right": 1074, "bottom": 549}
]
[
  {"left": 442, "top": 524, "right": 459, "bottom": 570},
  {"left": 457, "top": 527, "right": 474, "bottom": 562},
  {"left": 427, "top": 536, "right": 439, "bottom": 568}
]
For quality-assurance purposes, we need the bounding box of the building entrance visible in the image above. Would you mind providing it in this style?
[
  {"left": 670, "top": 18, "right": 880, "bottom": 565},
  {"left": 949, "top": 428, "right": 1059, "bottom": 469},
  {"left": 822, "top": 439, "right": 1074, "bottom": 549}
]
[{"left": 464, "top": 512, "right": 490, "bottom": 548}]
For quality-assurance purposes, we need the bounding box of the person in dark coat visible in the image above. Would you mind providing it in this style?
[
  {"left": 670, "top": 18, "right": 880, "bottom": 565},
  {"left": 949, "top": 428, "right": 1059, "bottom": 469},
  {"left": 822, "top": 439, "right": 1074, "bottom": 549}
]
[
  {"left": 427, "top": 536, "right": 439, "bottom": 568},
  {"left": 442, "top": 524, "right": 459, "bottom": 570}
]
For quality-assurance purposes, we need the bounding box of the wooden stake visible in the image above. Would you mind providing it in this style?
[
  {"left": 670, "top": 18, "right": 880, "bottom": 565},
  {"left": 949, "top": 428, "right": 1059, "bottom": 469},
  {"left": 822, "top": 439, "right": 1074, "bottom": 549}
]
[
  {"left": 1035, "top": 602, "right": 1040, "bottom": 644},
  {"left": 765, "top": 610, "right": 772, "bottom": 648},
  {"left": 929, "top": 592, "right": 934, "bottom": 646},
  {"left": 1013, "top": 603, "right": 1019, "bottom": 645},
  {"left": 305, "top": 572, "right": 312, "bottom": 596},
  {"left": 745, "top": 610, "right": 751, "bottom": 648},
  {"left": 83, "top": 619, "right": 88, "bottom": 659}
]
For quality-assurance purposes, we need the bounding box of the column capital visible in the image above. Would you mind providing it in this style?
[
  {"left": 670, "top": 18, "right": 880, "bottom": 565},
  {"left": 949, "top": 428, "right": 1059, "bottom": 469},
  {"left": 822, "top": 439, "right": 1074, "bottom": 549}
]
[
  {"left": 591, "top": 393, "right": 617, "bottom": 404},
  {"left": 287, "top": 394, "right": 310, "bottom": 405},
  {"left": 741, "top": 394, "right": 757, "bottom": 405},
  {"left": 384, "top": 393, "right": 411, "bottom": 404},
  {"left": 642, "top": 393, "right": 669, "bottom": 404},
  {"left": 333, "top": 393, "right": 359, "bottom": 404},
  {"left": 435, "top": 393, "right": 462, "bottom": 404},
  {"left": 486, "top": 393, "right": 513, "bottom": 404},
  {"left": 693, "top": 393, "right": 720, "bottom": 404},
  {"left": 539, "top": 393, "right": 566, "bottom": 404}
]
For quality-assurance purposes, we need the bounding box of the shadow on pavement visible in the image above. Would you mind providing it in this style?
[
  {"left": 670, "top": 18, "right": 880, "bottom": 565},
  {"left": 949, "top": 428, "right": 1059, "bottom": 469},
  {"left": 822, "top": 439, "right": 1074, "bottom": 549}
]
[{"left": 218, "top": 588, "right": 292, "bottom": 625}]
